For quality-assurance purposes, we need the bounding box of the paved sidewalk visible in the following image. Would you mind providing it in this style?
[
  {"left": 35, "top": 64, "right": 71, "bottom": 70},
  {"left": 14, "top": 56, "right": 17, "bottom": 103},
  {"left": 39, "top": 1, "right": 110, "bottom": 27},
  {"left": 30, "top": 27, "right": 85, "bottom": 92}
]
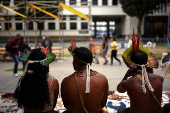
[{"left": 0, "top": 57, "right": 169, "bottom": 93}]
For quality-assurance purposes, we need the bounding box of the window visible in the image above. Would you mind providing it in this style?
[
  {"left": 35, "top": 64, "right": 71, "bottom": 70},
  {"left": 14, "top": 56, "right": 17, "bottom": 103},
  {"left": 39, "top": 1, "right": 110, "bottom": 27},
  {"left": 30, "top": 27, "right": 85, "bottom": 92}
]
[
  {"left": 161, "top": 4, "right": 163, "bottom": 13},
  {"left": 112, "top": 0, "right": 118, "bottom": 5},
  {"left": 70, "top": 15, "right": 77, "bottom": 20},
  {"left": 60, "top": 23, "right": 66, "bottom": 29},
  {"left": 81, "top": 0, "right": 87, "bottom": 6},
  {"left": 37, "top": 22, "right": 44, "bottom": 30},
  {"left": 15, "top": 15, "right": 22, "bottom": 20},
  {"left": 70, "top": 0, "right": 76, "bottom": 5},
  {"left": 60, "top": 15, "right": 66, "bottom": 20},
  {"left": 102, "top": 0, "right": 107, "bottom": 5},
  {"left": 48, "top": 23, "right": 55, "bottom": 30},
  {"left": 28, "top": 22, "right": 33, "bottom": 30},
  {"left": 164, "top": 3, "right": 167, "bottom": 13},
  {"left": 16, "top": 23, "right": 23, "bottom": 30},
  {"left": 3, "top": 0, "right": 10, "bottom": 6},
  {"left": 92, "top": 0, "right": 98, "bottom": 5},
  {"left": 81, "top": 18, "right": 85, "bottom": 20},
  {"left": 70, "top": 22, "right": 77, "bottom": 29},
  {"left": 81, "top": 22, "right": 88, "bottom": 29},
  {"left": 60, "top": 0, "right": 65, "bottom": 3},
  {"left": 5, "top": 23, "right": 12, "bottom": 30},
  {"left": 3, "top": 16, "right": 11, "bottom": 20}
]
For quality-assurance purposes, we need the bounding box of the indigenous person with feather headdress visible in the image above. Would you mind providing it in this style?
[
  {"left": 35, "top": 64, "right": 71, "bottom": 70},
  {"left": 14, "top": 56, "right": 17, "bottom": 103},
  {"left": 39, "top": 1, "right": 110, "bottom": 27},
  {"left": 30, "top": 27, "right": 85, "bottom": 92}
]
[
  {"left": 61, "top": 36, "right": 109, "bottom": 113},
  {"left": 13, "top": 48, "right": 59, "bottom": 113},
  {"left": 117, "top": 29, "right": 164, "bottom": 113}
]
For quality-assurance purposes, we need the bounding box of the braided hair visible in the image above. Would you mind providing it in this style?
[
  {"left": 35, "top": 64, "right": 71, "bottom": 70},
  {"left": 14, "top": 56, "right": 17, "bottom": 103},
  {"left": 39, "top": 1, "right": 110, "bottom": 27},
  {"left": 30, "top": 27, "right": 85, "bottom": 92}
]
[{"left": 13, "top": 49, "right": 51, "bottom": 111}]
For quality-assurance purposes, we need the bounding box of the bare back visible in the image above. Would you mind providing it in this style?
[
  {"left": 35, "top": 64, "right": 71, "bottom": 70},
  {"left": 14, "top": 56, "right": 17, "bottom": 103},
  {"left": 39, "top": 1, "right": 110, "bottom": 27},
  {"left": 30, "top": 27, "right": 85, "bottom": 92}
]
[
  {"left": 61, "top": 71, "right": 108, "bottom": 113},
  {"left": 124, "top": 73, "right": 163, "bottom": 113}
]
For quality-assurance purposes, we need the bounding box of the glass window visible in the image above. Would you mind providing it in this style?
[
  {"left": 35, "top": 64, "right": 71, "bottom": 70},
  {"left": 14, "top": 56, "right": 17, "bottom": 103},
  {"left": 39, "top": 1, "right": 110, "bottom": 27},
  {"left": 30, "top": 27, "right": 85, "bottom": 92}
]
[
  {"left": 60, "top": 23, "right": 66, "bottom": 29},
  {"left": 81, "top": 22, "right": 88, "bottom": 29},
  {"left": 16, "top": 23, "right": 23, "bottom": 30},
  {"left": 28, "top": 22, "right": 33, "bottom": 30},
  {"left": 102, "top": 0, "right": 107, "bottom": 5},
  {"left": 37, "top": 22, "right": 44, "bottom": 30},
  {"left": 70, "top": 15, "right": 77, "bottom": 20},
  {"left": 48, "top": 23, "right": 55, "bottom": 30},
  {"left": 70, "top": 0, "right": 76, "bottom": 5},
  {"left": 15, "top": 16, "right": 23, "bottom": 20},
  {"left": 60, "top": 15, "right": 66, "bottom": 20},
  {"left": 81, "top": 18, "right": 85, "bottom": 20},
  {"left": 161, "top": 4, "right": 163, "bottom": 13},
  {"left": 60, "top": 0, "right": 65, "bottom": 3},
  {"left": 3, "top": 16, "right": 11, "bottom": 20},
  {"left": 92, "top": 0, "right": 98, "bottom": 5},
  {"left": 3, "top": 0, "right": 10, "bottom": 6},
  {"left": 112, "top": 0, "right": 118, "bottom": 5},
  {"left": 164, "top": 3, "right": 167, "bottom": 13},
  {"left": 70, "top": 22, "right": 77, "bottom": 29},
  {"left": 5, "top": 23, "right": 11, "bottom": 30},
  {"left": 81, "top": 0, "right": 87, "bottom": 6}
]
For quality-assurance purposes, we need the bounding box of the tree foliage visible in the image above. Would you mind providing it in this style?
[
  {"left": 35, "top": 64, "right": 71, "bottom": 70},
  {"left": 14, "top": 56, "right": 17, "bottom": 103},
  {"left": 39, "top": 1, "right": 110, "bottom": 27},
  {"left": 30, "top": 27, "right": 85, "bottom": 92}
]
[
  {"left": 119, "top": 0, "right": 167, "bottom": 18},
  {"left": 119, "top": 0, "right": 167, "bottom": 38}
]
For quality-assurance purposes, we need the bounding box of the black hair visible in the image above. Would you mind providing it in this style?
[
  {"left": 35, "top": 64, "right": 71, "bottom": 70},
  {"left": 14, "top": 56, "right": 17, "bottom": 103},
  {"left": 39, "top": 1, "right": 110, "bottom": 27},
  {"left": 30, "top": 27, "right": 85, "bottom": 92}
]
[
  {"left": 130, "top": 50, "right": 148, "bottom": 65},
  {"left": 163, "top": 103, "right": 170, "bottom": 113},
  {"left": 73, "top": 47, "right": 93, "bottom": 66},
  {"left": 13, "top": 49, "right": 50, "bottom": 111}
]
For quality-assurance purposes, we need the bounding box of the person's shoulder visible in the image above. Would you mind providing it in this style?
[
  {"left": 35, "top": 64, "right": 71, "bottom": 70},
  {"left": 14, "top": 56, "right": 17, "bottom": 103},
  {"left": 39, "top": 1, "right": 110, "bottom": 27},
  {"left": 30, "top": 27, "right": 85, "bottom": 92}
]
[
  {"left": 94, "top": 71, "right": 108, "bottom": 82},
  {"left": 149, "top": 73, "right": 164, "bottom": 82},
  {"left": 61, "top": 74, "right": 74, "bottom": 84}
]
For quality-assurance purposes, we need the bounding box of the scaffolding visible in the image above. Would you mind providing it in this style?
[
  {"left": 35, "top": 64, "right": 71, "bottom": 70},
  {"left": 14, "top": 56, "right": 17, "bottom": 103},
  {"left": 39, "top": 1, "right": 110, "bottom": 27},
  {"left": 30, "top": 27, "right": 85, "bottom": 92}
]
[{"left": 0, "top": 0, "right": 92, "bottom": 56}]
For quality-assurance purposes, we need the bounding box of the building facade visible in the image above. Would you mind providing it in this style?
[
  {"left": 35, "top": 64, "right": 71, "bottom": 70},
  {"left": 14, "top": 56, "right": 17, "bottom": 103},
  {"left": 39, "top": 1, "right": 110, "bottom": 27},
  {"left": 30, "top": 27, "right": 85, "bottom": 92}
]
[{"left": 0, "top": 0, "right": 169, "bottom": 39}]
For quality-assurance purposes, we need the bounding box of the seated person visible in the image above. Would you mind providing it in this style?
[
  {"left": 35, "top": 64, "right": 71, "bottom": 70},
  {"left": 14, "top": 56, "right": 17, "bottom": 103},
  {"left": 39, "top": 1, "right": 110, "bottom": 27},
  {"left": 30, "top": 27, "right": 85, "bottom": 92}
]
[
  {"left": 117, "top": 50, "right": 163, "bottom": 113},
  {"left": 13, "top": 48, "right": 59, "bottom": 113},
  {"left": 61, "top": 37, "right": 108, "bottom": 113}
]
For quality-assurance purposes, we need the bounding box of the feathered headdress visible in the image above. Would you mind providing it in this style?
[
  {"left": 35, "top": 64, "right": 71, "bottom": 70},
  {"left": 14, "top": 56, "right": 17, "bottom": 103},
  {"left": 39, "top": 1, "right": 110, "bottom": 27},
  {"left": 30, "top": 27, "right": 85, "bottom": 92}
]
[
  {"left": 122, "top": 28, "right": 158, "bottom": 69},
  {"left": 68, "top": 36, "right": 99, "bottom": 93},
  {"left": 122, "top": 28, "right": 158, "bottom": 94}
]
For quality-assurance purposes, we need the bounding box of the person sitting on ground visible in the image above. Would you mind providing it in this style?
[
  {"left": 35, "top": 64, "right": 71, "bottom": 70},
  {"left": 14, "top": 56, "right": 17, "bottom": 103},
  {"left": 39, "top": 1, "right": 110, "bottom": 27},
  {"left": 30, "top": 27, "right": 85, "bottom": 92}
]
[
  {"left": 13, "top": 48, "right": 59, "bottom": 113},
  {"left": 61, "top": 36, "right": 108, "bottom": 113},
  {"left": 117, "top": 30, "right": 163, "bottom": 113}
]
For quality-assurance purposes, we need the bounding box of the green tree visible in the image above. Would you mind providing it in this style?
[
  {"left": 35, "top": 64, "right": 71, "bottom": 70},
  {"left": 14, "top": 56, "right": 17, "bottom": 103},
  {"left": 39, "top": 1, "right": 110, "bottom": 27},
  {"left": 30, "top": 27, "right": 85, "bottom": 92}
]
[{"left": 119, "top": 0, "right": 167, "bottom": 39}]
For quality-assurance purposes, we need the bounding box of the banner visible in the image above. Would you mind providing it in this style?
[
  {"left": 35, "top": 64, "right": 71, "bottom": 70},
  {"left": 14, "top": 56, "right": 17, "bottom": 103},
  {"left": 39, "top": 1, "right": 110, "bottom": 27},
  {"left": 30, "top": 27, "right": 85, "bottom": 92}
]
[{"left": 89, "top": 44, "right": 102, "bottom": 55}]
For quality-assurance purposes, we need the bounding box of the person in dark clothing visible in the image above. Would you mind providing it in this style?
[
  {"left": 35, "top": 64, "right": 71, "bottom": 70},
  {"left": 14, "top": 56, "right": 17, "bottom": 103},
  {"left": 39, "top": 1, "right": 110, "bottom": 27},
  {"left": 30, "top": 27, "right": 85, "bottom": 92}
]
[
  {"left": 110, "top": 38, "right": 121, "bottom": 65},
  {"left": 101, "top": 36, "right": 108, "bottom": 65},
  {"left": 18, "top": 36, "right": 31, "bottom": 71},
  {"left": 7, "top": 34, "right": 21, "bottom": 77},
  {"left": 42, "top": 35, "right": 52, "bottom": 52}
]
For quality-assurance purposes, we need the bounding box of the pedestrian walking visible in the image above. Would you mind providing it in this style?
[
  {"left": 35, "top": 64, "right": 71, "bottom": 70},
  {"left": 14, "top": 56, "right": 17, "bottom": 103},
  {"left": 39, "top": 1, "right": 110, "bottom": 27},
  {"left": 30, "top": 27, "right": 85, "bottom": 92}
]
[
  {"left": 7, "top": 34, "right": 21, "bottom": 77},
  {"left": 110, "top": 38, "right": 121, "bottom": 65}
]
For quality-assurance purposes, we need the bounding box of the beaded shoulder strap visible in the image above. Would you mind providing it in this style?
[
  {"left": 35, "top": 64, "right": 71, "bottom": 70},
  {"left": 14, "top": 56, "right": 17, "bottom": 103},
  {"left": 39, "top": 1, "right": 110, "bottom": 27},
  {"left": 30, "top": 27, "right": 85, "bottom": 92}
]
[
  {"left": 74, "top": 74, "right": 89, "bottom": 113},
  {"left": 136, "top": 74, "right": 163, "bottom": 113}
]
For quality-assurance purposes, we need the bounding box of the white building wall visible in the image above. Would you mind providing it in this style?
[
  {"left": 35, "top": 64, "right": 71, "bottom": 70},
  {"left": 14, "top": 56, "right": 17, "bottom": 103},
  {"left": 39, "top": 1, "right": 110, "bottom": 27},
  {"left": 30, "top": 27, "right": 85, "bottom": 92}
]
[{"left": 0, "top": 0, "right": 169, "bottom": 38}]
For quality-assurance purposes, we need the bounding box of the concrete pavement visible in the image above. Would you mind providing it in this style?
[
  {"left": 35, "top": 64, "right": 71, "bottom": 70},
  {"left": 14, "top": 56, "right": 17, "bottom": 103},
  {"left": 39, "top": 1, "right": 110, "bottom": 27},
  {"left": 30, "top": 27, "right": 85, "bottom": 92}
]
[{"left": 0, "top": 57, "right": 169, "bottom": 93}]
